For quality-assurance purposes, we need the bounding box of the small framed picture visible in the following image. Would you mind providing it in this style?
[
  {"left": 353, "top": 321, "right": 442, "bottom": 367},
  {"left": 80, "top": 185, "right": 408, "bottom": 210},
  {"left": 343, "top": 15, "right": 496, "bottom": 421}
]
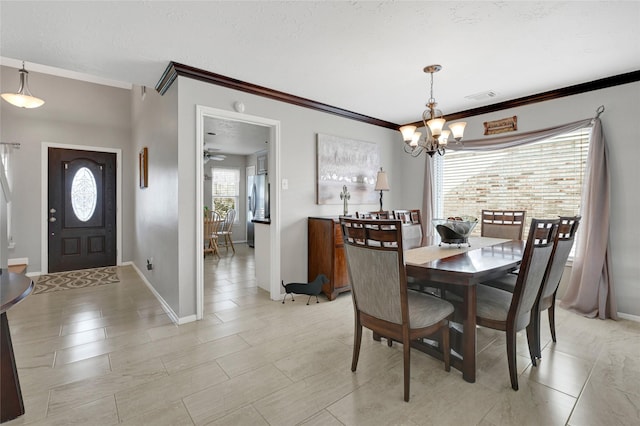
[{"left": 139, "top": 147, "right": 148, "bottom": 188}]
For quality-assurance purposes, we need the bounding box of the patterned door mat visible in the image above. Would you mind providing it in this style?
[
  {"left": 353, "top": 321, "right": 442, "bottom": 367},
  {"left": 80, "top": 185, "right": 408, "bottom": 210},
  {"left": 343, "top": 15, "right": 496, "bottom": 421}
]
[{"left": 34, "top": 266, "right": 120, "bottom": 295}]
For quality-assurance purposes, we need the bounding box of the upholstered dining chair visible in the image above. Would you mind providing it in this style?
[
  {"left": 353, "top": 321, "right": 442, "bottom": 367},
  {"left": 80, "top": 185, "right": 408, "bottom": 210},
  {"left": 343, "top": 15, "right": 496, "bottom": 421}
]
[
  {"left": 479, "top": 216, "right": 580, "bottom": 364},
  {"left": 529, "top": 215, "right": 580, "bottom": 361},
  {"left": 355, "top": 210, "right": 390, "bottom": 219},
  {"left": 216, "top": 209, "right": 236, "bottom": 253},
  {"left": 481, "top": 210, "right": 526, "bottom": 240},
  {"left": 475, "top": 218, "right": 559, "bottom": 390},
  {"left": 340, "top": 217, "right": 454, "bottom": 402}
]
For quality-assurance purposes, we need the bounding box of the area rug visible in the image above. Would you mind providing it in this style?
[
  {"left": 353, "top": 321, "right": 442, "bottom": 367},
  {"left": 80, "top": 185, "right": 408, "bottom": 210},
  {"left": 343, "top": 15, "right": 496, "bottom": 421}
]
[{"left": 33, "top": 266, "right": 119, "bottom": 295}]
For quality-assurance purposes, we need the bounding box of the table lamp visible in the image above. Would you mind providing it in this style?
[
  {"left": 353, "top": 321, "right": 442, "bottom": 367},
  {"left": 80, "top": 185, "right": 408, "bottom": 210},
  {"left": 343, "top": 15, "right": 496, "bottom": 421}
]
[{"left": 374, "top": 167, "right": 390, "bottom": 211}]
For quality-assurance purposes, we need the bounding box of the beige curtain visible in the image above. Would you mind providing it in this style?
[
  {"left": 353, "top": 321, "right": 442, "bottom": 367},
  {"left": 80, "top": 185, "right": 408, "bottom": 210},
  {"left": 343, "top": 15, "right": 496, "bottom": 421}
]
[{"left": 421, "top": 114, "right": 616, "bottom": 319}]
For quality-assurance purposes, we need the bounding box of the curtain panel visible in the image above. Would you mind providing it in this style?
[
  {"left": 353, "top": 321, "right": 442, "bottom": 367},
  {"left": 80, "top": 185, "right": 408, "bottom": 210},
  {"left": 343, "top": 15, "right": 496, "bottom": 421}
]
[{"left": 421, "top": 115, "right": 617, "bottom": 319}]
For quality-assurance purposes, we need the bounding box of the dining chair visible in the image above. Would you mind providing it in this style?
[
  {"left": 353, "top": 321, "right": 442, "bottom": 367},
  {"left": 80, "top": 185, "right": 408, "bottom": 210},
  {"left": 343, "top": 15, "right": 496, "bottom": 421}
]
[
  {"left": 529, "top": 215, "right": 580, "bottom": 361},
  {"left": 216, "top": 209, "right": 236, "bottom": 253},
  {"left": 479, "top": 216, "right": 581, "bottom": 364},
  {"left": 203, "top": 213, "right": 221, "bottom": 258},
  {"left": 475, "top": 218, "right": 559, "bottom": 390},
  {"left": 481, "top": 209, "right": 526, "bottom": 240},
  {"left": 355, "top": 210, "right": 390, "bottom": 219},
  {"left": 340, "top": 217, "right": 454, "bottom": 402}
]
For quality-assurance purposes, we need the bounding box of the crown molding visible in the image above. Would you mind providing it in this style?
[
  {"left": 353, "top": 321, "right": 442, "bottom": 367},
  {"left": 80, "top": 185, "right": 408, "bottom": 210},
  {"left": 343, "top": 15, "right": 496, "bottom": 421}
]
[
  {"left": 156, "top": 61, "right": 640, "bottom": 130},
  {"left": 403, "top": 69, "right": 640, "bottom": 126},
  {"left": 155, "top": 62, "right": 399, "bottom": 130},
  {"left": 0, "top": 57, "right": 132, "bottom": 90}
]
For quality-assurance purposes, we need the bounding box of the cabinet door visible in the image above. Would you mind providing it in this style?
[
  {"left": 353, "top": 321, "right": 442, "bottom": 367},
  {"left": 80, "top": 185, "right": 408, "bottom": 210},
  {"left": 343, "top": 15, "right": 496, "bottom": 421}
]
[{"left": 332, "top": 223, "right": 350, "bottom": 289}]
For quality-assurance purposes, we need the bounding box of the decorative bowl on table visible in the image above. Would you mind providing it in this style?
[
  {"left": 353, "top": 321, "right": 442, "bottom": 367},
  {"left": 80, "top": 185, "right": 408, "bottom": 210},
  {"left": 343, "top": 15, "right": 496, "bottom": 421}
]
[{"left": 432, "top": 216, "right": 478, "bottom": 247}]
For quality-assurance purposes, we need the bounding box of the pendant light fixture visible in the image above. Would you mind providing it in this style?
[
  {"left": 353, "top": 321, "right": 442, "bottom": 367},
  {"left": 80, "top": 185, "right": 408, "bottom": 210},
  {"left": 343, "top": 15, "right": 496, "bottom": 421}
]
[
  {"left": 399, "top": 65, "right": 465, "bottom": 157},
  {"left": 1, "top": 61, "right": 45, "bottom": 108}
]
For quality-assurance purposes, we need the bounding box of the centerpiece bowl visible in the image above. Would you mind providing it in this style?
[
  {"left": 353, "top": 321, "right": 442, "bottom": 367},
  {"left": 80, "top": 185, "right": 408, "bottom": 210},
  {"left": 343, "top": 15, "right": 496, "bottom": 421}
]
[{"left": 432, "top": 216, "right": 478, "bottom": 247}]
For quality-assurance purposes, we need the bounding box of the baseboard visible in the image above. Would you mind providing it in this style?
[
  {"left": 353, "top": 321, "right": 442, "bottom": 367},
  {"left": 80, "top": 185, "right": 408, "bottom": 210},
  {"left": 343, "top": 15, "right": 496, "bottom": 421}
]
[
  {"left": 129, "top": 262, "right": 191, "bottom": 325},
  {"left": 8, "top": 257, "right": 29, "bottom": 266},
  {"left": 617, "top": 312, "right": 640, "bottom": 322}
]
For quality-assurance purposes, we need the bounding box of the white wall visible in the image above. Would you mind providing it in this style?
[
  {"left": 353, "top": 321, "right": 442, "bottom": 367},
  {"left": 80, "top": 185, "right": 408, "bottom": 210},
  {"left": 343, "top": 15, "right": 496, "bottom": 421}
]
[
  {"left": 0, "top": 66, "right": 133, "bottom": 273},
  {"left": 130, "top": 83, "right": 182, "bottom": 315},
  {"left": 175, "top": 76, "right": 401, "bottom": 316},
  {"left": 404, "top": 81, "right": 640, "bottom": 317}
]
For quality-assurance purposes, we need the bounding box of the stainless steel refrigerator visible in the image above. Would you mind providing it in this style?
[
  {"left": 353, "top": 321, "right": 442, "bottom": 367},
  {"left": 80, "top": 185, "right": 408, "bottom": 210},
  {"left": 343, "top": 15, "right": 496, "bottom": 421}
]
[{"left": 247, "top": 174, "right": 269, "bottom": 247}]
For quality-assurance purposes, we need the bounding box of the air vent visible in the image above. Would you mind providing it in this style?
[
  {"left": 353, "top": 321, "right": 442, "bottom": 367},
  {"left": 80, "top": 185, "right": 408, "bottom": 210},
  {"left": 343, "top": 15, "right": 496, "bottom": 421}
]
[{"left": 464, "top": 91, "right": 498, "bottom": 101}]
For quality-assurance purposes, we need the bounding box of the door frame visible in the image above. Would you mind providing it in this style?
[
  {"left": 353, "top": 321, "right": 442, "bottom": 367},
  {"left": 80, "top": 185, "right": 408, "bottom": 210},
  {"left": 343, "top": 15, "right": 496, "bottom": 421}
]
[
  {"left": 196, "top": 106, "right": 281, "bottom": 320},
  {"left": 41, "top": 142, "right": 122, "bottom": 274}
]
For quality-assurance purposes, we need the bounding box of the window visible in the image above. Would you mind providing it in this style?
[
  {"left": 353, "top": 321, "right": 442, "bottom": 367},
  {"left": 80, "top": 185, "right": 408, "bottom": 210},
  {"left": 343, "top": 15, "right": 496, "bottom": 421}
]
[
  {"left": 435, "top": 128, "right": 590, "bottom": 242},
  {"left": 211, "top": 167, "right": 240, "bottom": 222}
]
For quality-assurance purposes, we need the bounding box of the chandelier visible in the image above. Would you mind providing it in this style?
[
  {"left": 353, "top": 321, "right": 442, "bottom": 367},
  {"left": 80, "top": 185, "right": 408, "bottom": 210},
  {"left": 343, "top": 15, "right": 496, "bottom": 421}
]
[{"left": 399, "top": 65, "right": 466, "bottom": 157}]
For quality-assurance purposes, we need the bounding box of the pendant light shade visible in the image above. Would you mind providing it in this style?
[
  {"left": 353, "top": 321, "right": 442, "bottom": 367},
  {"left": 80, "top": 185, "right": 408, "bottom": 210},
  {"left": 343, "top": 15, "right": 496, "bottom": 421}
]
[{"left": 1, "top": 62, "right": 45, "bottom": 108}]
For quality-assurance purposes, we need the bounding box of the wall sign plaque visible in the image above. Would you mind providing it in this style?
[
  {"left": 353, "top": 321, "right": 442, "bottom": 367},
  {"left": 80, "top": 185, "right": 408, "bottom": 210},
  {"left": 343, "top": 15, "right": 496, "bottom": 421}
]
[{"left": 484, "top": 116, "right": 517, "bottom": 135}]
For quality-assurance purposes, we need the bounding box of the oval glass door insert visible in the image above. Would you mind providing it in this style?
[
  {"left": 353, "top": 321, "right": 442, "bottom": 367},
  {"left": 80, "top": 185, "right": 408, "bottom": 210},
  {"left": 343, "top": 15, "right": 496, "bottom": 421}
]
[{"left": 71, "top": 167, "right": 97, "bottom": 222}]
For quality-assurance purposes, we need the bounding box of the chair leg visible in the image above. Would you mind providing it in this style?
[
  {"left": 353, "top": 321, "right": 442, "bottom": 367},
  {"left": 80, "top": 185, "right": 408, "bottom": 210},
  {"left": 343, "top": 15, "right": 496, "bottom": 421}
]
[
  {"left": 527, "top": 306, "right": 541, "bottom": 364},
  {"left": 549, "top": 297, "right": 557, "bottom": 343},
  {"left": 442, "top": 321, "right": 451, "bottom": 372},
  {"left": 506, "top": 326, "right": 519, "bottom": 390},
  {"left": 526, "top": 322, "right": 538, "bottom": 367},
  {"left": 227, "top": 234, "right": 235, "bottom": 253},
  {"left": 351, "top": 318, "right": 362, "bottom": 372},
  {"left": 403, "top": 336, "right": 411, "bottom": 402}
]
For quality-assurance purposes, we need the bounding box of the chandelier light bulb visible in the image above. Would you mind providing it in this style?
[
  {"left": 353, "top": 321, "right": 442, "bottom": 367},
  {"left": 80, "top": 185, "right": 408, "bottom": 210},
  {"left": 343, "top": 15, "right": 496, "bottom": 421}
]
[
  {"left": 400, "top": 125, "right": 417, "bottom": 142},
  {"left": 410, "top": 132, "right": 421, "bottom": 147},
  {"left": 427, "top": 117, "right": 446, "bottom": 138},
  {"left": 449, "top": 121, "right": 467, "bottom": 141},
  {"left": 440, "top": 130, "right": 450, "bottom": 145}
]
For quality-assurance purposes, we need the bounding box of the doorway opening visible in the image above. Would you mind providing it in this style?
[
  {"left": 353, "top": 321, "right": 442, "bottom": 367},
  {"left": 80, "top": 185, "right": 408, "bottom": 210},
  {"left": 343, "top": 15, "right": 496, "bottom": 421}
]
[{"left": 195, "top": 106, "right": 281, "bottom": 320}]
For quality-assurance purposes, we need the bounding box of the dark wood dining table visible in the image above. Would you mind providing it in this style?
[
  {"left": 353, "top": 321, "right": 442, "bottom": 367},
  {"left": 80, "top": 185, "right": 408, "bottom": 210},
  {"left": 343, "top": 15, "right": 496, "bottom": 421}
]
[
  {"left": 1, "top": 271, "right": 34, "bottom": 423},
  {"left": 404, "top": 237, "right": 524, "bottom": 383}
]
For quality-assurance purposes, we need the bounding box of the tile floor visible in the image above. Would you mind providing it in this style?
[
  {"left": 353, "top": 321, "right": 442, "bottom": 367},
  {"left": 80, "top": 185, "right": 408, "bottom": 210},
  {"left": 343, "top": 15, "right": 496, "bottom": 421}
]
[{"left": 5, "top": 243, "right": 640, "bottom": 425}]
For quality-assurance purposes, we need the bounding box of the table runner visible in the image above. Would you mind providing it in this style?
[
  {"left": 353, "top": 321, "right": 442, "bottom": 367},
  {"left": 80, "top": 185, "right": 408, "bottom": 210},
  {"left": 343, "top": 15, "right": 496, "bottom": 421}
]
[{"left": 405, "top": 237, "right": 509, "bottom": 265}]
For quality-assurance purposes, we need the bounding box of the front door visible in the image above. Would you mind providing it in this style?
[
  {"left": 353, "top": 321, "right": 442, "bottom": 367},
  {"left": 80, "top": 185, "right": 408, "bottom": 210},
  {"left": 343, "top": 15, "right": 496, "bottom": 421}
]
[{"left": 48, "top": 148, "right": 116, "bottom": 273}]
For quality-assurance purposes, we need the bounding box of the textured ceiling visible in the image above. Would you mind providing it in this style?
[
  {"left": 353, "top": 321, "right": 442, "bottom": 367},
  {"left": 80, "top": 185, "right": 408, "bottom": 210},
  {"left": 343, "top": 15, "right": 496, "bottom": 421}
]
[{"left": 1, "top": 1, "right": 639, "bottom": 126}]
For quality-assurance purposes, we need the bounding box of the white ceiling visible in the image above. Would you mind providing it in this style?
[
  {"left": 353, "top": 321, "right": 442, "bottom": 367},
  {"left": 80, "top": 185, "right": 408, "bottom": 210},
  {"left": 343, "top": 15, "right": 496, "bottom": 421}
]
[{"left": 1, "top": 1, "right": 639, "bottom": 128}]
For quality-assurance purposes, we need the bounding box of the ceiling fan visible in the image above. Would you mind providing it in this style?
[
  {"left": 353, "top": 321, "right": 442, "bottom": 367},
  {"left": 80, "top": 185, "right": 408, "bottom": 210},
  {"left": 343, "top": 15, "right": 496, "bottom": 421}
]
[{"left": 204, "top": 151, "right": 226, "bottom": 163}]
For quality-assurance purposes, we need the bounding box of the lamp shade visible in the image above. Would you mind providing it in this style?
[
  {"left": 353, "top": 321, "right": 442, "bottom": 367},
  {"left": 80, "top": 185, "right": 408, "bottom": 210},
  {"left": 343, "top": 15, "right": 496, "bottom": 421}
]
[
  {"left": 1, "top": 63, "right": 45, "bottom": 109},
  {"left": 374, "top": 168, "right": 390, "bottom": 191},
  {"left": 448, "top": 121, "right": 467, "bottom": 140},
  {"left": 399, "top": 125, "right": 417, "bottom": 142}
]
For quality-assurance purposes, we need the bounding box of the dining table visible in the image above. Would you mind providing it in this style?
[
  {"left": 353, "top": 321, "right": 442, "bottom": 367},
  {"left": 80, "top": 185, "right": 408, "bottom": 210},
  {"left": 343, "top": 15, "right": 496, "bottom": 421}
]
[
  {"left": 1, "top": 271, "right": 34, "bottom": 423},
  {"left": 404, "top": 236, "right": 525, "bottom": 383}
]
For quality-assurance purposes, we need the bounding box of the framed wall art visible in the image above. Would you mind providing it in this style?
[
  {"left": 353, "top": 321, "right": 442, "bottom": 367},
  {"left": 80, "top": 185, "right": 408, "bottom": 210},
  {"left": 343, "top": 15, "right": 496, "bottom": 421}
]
[
  {"left": 139, "top": 147, "right": 148, "bottom": 188},
  {"left": 484, "top": 116, "right": 518, "bottom": 135},
  {"left": 316, "top": 134, "right": 379, "bottom": 205}
]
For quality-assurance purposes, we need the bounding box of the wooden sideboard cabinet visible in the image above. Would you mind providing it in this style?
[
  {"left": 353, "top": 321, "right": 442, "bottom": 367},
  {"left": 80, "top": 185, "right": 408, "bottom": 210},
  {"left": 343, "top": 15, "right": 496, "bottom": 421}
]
[{"left": 308, "top": 216, "right": 350, "bottom": 301}]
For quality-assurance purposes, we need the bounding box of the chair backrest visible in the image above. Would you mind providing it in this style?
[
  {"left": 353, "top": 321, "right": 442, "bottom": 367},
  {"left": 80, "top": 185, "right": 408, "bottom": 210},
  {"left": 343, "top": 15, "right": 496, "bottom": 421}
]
[
  {"left": 509, "top": 218, "right": 559, "bottom": 329},
  {"left": 393, "top": 209, "right": 423, "bottom": 248},
  {"left": 204, "top": 215, "right": 220, "bottom": 239},
  {"left": 356, "top": 211, "right": 390, "bottom": 219},
  {"left": 340, "top": 218, "right": 407, "bottom": 325},
  {"left": 538, "top": 216, "right": 581, "bottom": 309},
  {"left": 481, "top": 209, "right": 526, "bottom": 240},
  {"left": 224, "top": 209, "right": 236, "bottom": 232}
]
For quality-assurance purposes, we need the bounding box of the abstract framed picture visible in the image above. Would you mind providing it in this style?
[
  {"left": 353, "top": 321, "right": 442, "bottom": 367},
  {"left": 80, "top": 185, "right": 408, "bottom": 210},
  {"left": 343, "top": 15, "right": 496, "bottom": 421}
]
[
  {"left": 316, "top": 134, "right": 379, "bottom": 205},
  {"left": 139, "top": 147, "right": 148, "bottom": 188}
]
